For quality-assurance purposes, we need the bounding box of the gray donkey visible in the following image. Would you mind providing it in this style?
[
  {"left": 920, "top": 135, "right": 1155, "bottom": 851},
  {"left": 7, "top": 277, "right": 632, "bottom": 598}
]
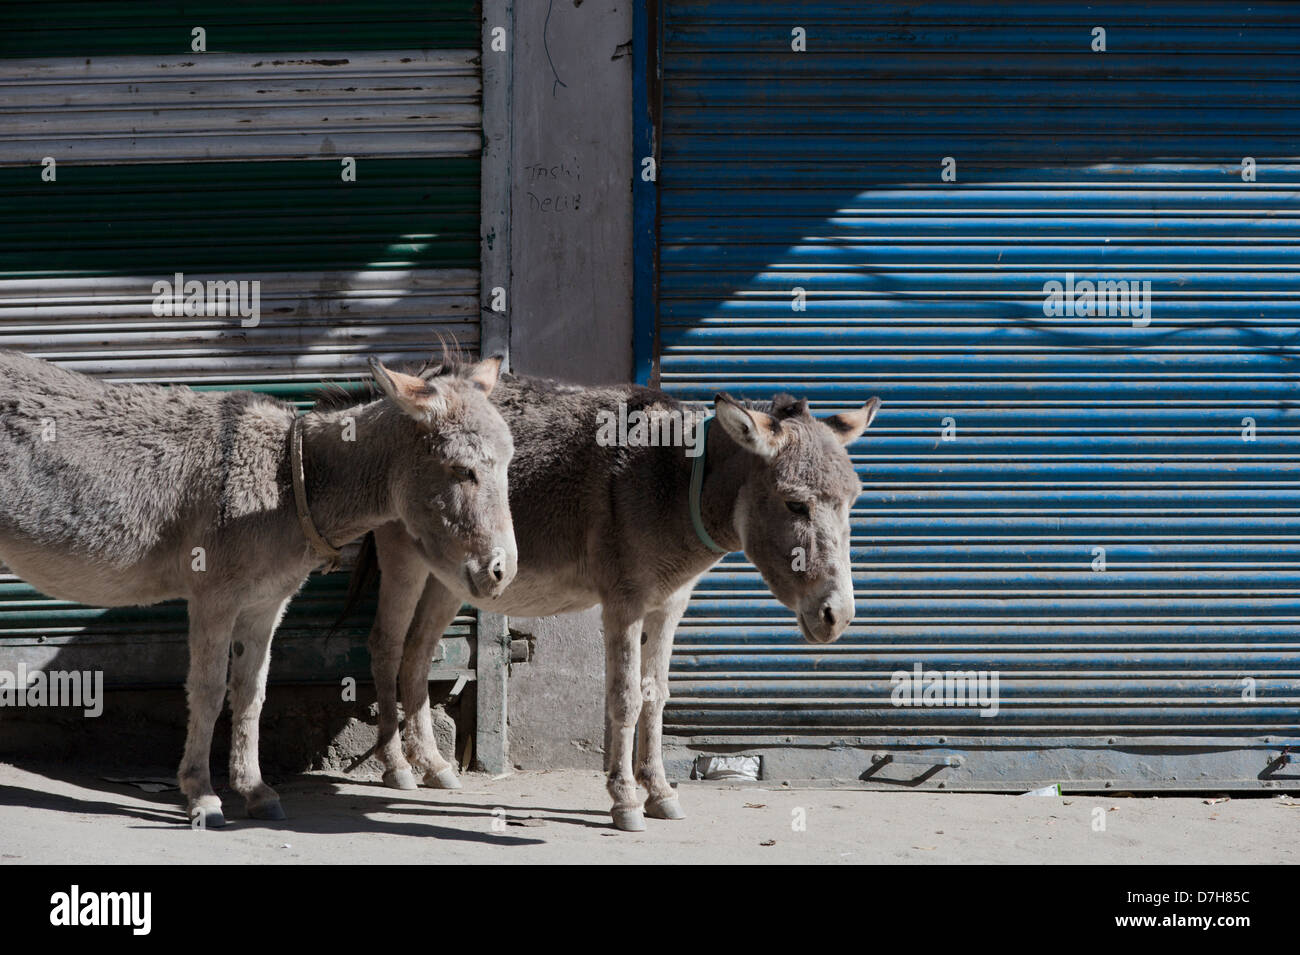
[
  {"left": 0, "top": 349, "right": 516, "bottom": 827},
  {"left": 356, "top": 373, "right": 879, "bottom": 831}
]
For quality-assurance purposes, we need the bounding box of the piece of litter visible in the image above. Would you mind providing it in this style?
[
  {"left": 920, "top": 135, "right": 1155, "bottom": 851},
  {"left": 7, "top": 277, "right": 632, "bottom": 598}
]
[
  {"left": 101, "top": 776, "right": 178, "bottom": 793},
  {"left": 1203, "top": 797, "right": 1229, "bottom": 805},
  {"left": 743, "top": 802, "right": 766, "bottom": 809},
  {"left": 759, "top": 839, "right": 776, "bottom": 847},
  {"left": 912, "top": 845, "right": 937, "bottom": 851},
  {"left": 1021, "top": 784, "right": 1061, "bottom": 797},
  {"left": 1062, "top": 799, "right": 1074, "bottom": 806},
  {"left": 693, "top": 755, "right": 760, "bottom": 781},
  {"left": 280, "top": 843, "right": 291, "bottom": 849}
]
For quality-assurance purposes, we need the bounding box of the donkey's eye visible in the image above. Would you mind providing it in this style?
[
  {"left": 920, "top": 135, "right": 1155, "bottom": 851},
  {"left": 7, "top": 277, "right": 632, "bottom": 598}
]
[
  {"left": 452, "top": 466, "right": 477, "bottom": 483},
  {"left": 785, "top": 500, "right": 810, "bottom": 517}
]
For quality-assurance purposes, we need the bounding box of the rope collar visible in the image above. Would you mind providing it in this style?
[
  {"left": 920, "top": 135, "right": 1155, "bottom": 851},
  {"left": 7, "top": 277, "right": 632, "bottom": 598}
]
[
  {"left": 689, "top": 416, "right": 732, "bottom": 555},
  {"left": 290, "top": 415, "right": 342, "bottom": 574}
]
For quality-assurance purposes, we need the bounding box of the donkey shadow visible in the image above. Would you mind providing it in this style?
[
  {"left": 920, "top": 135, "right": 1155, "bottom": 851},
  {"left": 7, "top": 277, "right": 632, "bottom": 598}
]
[{"left": 0, "top": 763, "right": 615, "bottom": 843}]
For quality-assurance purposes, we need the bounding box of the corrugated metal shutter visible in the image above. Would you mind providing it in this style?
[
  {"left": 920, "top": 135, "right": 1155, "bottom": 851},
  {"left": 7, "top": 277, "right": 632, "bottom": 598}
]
[
  {"left": 653, "top": 1, "right": 1300, "bottom": 784},
  {"left": 0, "top": 2, "right": 482, "bottom": 685}
]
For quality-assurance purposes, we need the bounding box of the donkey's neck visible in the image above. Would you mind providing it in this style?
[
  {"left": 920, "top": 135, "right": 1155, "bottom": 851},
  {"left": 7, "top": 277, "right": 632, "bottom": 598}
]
[
  {"left": 297, "top": 401, "right": 401, "bottom": 547},
  {"left": 694, "top": 423, "right": 750, "bottom": 555}
]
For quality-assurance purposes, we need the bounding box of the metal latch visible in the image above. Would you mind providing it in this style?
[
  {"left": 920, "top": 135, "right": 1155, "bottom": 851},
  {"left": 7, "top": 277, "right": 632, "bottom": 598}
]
[{"left": 872, "top": 751, "right": 965, "bottom": 768}]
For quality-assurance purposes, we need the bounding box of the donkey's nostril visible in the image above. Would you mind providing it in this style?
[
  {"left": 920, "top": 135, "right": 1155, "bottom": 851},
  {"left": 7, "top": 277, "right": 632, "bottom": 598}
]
[
  {"left": 821, "top": 605, "right": 836, "bottom": 627},
  {"left": 490, "top": 561, "right": 504, "bottom": 582}
]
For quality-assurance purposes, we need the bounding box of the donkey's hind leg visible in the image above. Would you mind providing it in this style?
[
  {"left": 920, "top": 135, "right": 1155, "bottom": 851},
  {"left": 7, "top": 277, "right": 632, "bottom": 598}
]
[
  {"left": 398, "top": 579, "right": 465, "bottom": 789},
  {"left": 179, "top": 599, "right": 238, "bottom": 828},
  {"left": 227, "top": 596, "right": 292, "bottom": 820}
]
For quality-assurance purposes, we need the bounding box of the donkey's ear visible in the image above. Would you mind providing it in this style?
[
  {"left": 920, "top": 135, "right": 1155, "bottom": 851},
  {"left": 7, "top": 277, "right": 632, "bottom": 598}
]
[
  {"left": 370, "top": 357, "right": 447, "bottom": 422},
  {"left": 465, "top": 354, "right": 503, "bottom": 395},
  {"left": 822, "top": 397, "right": 881, "bottom": 445},
  {"left": 713, "top": 392, "right": 788, "bottom": 459}
]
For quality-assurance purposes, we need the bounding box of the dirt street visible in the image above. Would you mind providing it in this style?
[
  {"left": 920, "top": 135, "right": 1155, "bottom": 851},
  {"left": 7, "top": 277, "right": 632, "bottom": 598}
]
[{"left": 0, "top": 762, "right": 1294, "bottom": 864}]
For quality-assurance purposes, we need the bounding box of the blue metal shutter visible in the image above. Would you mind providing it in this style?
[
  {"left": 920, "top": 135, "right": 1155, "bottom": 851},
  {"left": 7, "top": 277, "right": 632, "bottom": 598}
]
[{"left": 653, "top": 1, "right": 1300, "bottom": 786}]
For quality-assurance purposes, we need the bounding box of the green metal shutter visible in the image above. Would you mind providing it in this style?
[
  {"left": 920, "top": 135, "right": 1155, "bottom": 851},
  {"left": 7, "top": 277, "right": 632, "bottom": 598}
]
[
  {"left": 0, "top": 2, "right": 482, "bottom": 686},
  {"left": 652, "top": 1, "right": 1300, "bottom": 787}
]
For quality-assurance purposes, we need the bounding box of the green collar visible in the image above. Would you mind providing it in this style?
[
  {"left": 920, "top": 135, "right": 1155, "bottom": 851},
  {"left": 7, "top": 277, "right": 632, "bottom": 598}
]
[{"left": 690, "top": 416, "right": 731, "bottom": 554}]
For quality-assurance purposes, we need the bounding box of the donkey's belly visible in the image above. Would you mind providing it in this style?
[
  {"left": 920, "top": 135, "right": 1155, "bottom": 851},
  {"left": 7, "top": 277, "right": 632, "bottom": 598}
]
[
  {"left": 0, "top": 536, "right": 181, "bottom": 608},
  {"left": 466, "top": 569, "right": 600, "bottom": 618}
]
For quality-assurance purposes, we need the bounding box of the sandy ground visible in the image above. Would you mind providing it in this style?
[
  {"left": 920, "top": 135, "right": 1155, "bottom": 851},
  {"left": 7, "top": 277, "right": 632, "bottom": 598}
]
[{"left": 0, "top": 761, "right": 1296, "bottom": 864}]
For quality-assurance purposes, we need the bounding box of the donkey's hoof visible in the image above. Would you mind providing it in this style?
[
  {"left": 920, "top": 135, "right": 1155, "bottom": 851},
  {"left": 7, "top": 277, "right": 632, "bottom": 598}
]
[
  {"left": 248, "top": 800, "right": 286, "bottom": 821},
  {"left": 189, "top": 806, "right": 225, "bottom": 830},
  {"left": 611, "top": 808, "right": 646, "bottom": 832},
  {"left": 383, "top": 768, "right": 419, "bottom": 791},
  {"left": 645, "top": 796, "right": 686, "bottom": 820},
  {"left": 425, "top": 768, "right": 463, "bottom": 790}
]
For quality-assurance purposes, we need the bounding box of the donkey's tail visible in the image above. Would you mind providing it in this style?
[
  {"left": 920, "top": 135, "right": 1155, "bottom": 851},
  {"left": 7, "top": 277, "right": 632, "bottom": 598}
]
[{"left": 327, "top": 530, "right": 382, "bottom": 638}]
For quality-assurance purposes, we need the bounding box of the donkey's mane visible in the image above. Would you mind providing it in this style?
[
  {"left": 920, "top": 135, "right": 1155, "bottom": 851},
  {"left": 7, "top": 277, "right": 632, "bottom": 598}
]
[{"left": 733, "top": 392, "right": 810, "bottom": 421}]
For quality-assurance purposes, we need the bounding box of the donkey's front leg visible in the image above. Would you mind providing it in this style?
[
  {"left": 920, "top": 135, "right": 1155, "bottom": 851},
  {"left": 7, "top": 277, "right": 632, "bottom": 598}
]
[
  {"left": 179, "top": 599, "right": 238, "bottom": 828},
  {"left": 370, "top": 524, "right": 431, "bottom": 790},
  {"left": 637, "top": 589, "right": 692, "bottom": 821},
  {"left": 602, "top": 605, "right": 647, "bottom": 831},
  {"left": 398, "top": 580, "right": 466, "bottom": 788},
  {"left": 227, "top": 596, "right": 292, "bottom": 820}
]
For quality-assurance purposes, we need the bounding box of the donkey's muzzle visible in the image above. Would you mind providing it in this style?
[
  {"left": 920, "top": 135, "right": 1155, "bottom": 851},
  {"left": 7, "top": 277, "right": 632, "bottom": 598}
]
[
  {"left": 798, "top": 595, "right": 854, "bottom": 644},
  {"left": 465, "top": 545, "right": 517, "bottom": 598}
]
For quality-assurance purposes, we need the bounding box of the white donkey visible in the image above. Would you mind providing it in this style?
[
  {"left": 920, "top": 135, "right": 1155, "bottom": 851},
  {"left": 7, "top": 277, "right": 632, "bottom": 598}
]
[{"left": 0, "top": 350, "right": 516, "bottom": 827}]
